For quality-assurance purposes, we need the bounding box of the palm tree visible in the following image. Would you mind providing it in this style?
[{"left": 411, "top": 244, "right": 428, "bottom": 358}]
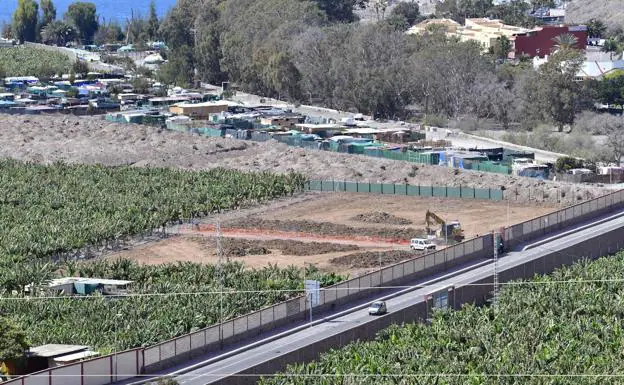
[{"left": 552, "top": 33, "right": 579, "bottom": 52}]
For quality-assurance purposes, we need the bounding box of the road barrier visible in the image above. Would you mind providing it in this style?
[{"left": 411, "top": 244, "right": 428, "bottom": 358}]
[{"left": 4, "top": 188, "right": 624, "bottom": 385}]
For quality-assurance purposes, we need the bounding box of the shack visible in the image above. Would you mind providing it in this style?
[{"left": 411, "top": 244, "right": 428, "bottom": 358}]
[{"left": 169, "top": 101, "right": 229, "bottom": 118}]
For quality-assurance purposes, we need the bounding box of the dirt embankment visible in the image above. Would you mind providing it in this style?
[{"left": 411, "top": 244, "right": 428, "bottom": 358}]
[
  {"left": 0, "top": 114, "right": 607, "bottom": 205},
  {"left": 330, "top": 250, "right": 423, "bottom": 269},
  {"left": 350, "top": 211, "right": 413, "bottom": 225},
  {"left": 193, "top": 237, "right": 360, "bottom": 258},
  {"left": 224, "top": 218, "right": 426, "bottom": 240}
]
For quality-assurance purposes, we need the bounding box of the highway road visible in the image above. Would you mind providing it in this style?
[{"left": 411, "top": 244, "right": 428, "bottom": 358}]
[{"left": 154, "top": 212, "right": 624, "bottom": 385}]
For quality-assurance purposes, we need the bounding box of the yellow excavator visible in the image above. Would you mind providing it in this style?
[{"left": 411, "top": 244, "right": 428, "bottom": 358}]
[{"left": 425, "top": 210, "right": 465, "bottom": 242}]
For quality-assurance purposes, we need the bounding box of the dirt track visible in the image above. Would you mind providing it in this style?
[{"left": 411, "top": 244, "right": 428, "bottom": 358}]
[{"left": 0, "top": 114, "right": 606, "bottom": 205}]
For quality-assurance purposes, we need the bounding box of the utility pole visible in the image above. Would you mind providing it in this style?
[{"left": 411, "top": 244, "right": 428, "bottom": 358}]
[
  {"left": 492, "top": 231, "right": 499, "bottom": 308},
  {"left": 216, "top": 220, "right": 224, "bottom": 349},
  {"left": 114, "top": 312, "right": 122, "bottom": 382}
]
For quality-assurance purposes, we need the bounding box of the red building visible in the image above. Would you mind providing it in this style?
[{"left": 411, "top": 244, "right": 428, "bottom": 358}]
[{"left": 513, "top": 25, "right": 588, "bottom": 58}]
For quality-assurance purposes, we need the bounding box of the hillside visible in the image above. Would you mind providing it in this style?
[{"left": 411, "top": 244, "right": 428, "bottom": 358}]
[
  {"left": 565, "top": 0, "right": 624, "bottom": 28},
  {"left": 0, "top": 114, "right": 606, "bottom": 205}
]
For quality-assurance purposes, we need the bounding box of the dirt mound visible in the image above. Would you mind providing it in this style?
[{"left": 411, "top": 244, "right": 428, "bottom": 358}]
[
  {"left": 330, "top": 250, "right": 423, "bottom": 269},
  {"left": 262, "top": 240, "right": 359, "bottom": 256},
  {"left": 194, "top": 237, "right": 359, "bottom": 257},
  {"left": 220, "top": 238, "right": 271, "bottom": 257},
  {"left": 351, "top": 211, "right": 412, "bottom": 225},
  {"left": 0, "top": 114, "right": 607, "bottom": 205},
  {"left": 225, "top": 218, "right": 425, "bottom": 240}
]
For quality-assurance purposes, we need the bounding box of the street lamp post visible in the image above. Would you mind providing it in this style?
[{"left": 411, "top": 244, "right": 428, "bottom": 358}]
[{"left": 114, "top": 312, "right": 122, "bottom": 382}]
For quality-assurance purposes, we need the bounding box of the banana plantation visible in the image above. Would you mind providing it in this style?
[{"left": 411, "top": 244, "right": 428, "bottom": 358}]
[
  {"left": 0, "top": 159, "right": 306, "bottom": 261},
  {"left": 0, "top": 259, "right": 343, "bottom": 353},
  {"left": 0, "top": 160, "right": 331, "bottom": 352},
  {"left": 261, "top": 252, "right": 624, "bottom": 385}
]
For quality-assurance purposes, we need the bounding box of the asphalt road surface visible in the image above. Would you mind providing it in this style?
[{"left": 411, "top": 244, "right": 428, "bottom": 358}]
[{"left": 160, "top": 212, "right": 624, "bottom": 385}]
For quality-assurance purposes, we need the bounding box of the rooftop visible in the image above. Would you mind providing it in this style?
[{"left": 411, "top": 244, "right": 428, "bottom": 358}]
[
  {"left": 48, "top": 277, "right": 133, "bottom": 287},
  {"left": 29, "top": 344, "right": 88, "bottom": 358},
  {"left": 52, "top": 350, "right": 99, "bottom": 363}
]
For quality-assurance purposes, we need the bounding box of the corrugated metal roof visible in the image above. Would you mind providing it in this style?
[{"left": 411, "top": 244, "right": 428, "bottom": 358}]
[
  {"left": 53, "top": 350, "right": 99, "bottom": 362},
  {"left": 29, "top": 344, "right": 88, "bottom": 358}
]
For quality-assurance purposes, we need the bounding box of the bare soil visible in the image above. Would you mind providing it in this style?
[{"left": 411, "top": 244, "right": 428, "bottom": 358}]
[
  {"left": 350, "top": 211, "right": 413, "bottom": 225},
  {"left": 330, "top": 250, "right": 423, "bottom": 269},
  {"left": 192, "top": 237, "right": 360, "bottom": 258},
  {"left": 111, "top": 193, "right": 557, "bottom": 275},
  {"left": 224, "top": 218, "right": 426, "bottom": 240},
  {"left": 0, "top": 114, "right": 606, "bottom": 205}
]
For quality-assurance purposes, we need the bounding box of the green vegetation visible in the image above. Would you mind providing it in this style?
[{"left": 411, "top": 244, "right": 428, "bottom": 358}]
[
  {"left": 0, "top": 160, "right": 305, "bottom": 266},
  {"left": 262, "top": 252, "right": 624, "bottom": 385},
  {"left": 0, "top": 317, "right": 29, "bottom": 361},
  {"left": 0, "top": 160, "right": 323, "bottom": 353},
  {"left": 64, "top": 2, "right": 98, "bottom": 44},
  {"left": 12, "top": 0, "right": 38, "bottom": 43},
  {"left": 0, "top": 45, "right": 71, "bottom": 77},
  {"left": 1, "top": 259, "right": 343, "bottom": 353}
]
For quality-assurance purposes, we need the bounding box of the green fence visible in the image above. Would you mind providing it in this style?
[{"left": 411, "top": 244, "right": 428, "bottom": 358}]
[{"left": 306, "top": 180, "right": 504, "bottom": 201}]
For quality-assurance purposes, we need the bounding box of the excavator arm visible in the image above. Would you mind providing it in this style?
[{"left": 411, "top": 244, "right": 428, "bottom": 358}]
[{"left": 425, "top": 210, "right": 446, "bottom": 229}]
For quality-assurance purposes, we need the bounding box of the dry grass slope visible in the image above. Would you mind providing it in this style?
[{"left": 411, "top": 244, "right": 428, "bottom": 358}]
[
  {"left": 565, "top": 0, "right": 624, "bottom": 28},
  {"left": 0, "top": 114, "right": 607, "bottom": 205}
]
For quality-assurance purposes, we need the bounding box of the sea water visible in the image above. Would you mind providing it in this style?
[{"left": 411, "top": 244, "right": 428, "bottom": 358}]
[{"left": 1, "top": 0, "right": 176, "bottom": 24}]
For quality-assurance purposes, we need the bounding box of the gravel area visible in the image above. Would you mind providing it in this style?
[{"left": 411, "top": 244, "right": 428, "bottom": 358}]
[{"left": 0, "top": 114, "right": 607, "bottom": 205}]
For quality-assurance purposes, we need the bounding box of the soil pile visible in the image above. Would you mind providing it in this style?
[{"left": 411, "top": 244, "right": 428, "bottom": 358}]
[
  {"left": 194, "top": 237, "right": 360, "bottom": 257},
  {"left": 225, "top": 218, "right": 425, "bottom": 240},
  {"left": 350, "top": 211, "right": 412, "bottom": 225},
  {"left": 0, "top": 114, "right": 606, "bottom": 206},
  {"left": 330, "top": 250, "right": 423, "bottom": 268}
]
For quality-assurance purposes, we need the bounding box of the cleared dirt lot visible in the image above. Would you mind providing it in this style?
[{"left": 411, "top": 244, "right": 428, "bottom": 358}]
[
  {"left": 0, "top": 114, "right": 605, "bottom": 205},
  {"left": 112, "top": 193, "right": 556, "bottom": 276}
]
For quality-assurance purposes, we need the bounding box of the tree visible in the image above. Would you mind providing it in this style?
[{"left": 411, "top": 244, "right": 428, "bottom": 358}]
[
  {"left": 72, "top": 60, "right": 89, "bottom": 77},
  {"left": 146, "top": 0, "right": 159, "bottom": 41},
  {"left": 157, "top": 45, "right": 194, "bottom": 87},
  {"left": 602, "top": 38, "right": 622, "bottom": 60},
  {"left": 552, "top": 33, "right": 579, "bottom": 52},
  {"left": 65, "top": 2, "right": 98, "bottom": 44},
  {"left": 489, "top": 0, "right": 534, "bottom": 27},
  {"left": 93, "top": 20, "right": 124, "bottom": 45},
  {"left": 596, "top": 74, "right": 624, "bottom": 109},
  {"left": 536, "top": 49, "right": 585, "bottom": 132},
  {"left": 603, "top": 115, "right": 624, "bottom": 166},
  {"left": 12, "top": 0, "right": 39, "bottom": 43},
  {"left": 471, "top": 73, "right": 516, "bottom": 129},
  {"left": 555, "top": 156, "right": 584, "bottom": 172},
  {"left": 194, "top": 2, "right": 225, "bottom": 84},
  {"left": 313, "top": 0, "right": 367, "bottom": 22},
  {"left": 39, "top": 0, "right": 56, "bottom": 27},
  {"left": 386, "top": 1, "right": 420, "bottom": 29},
  {"left": 586, "top": 18, "right": 606, "bottom": 39},
  {"left": 491, "top": 35, "right": 512, "bottom": 60},
  {"left": 529, "top": 0, "right": 554, "bottom": 11},
  {"left": 435, "top": 0, "right": 493, "bottom": 24},
  {"left": 41, "top": 20, "right": 76, "bottom": 45},
  {"left": 0, "top": 317, "right": 29, "bottom": 363}
]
